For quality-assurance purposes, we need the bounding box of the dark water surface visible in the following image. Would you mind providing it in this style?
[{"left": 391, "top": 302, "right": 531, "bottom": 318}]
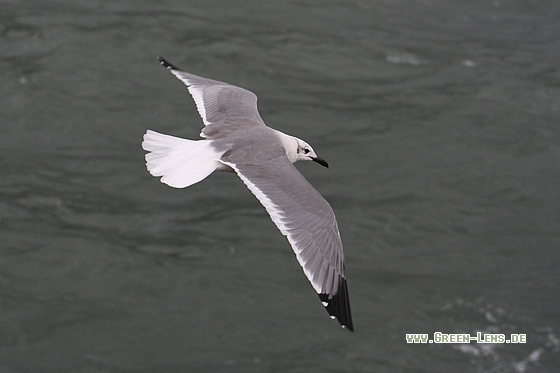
[{"left": 1, "top": 0, "right": 559, "bottom": 372}]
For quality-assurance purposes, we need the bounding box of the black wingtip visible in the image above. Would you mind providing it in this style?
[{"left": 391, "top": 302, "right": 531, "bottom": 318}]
[
  {"left": 319, "top": 276, "right": 354, "bottom": 332},
  {"left": 157, "top": 56, "right": 179, "bottom": 71}
]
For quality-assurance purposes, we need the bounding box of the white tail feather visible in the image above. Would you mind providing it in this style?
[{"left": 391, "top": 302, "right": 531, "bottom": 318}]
[{"left": 142, "top": 130, "right": 220, "bottom": 188}]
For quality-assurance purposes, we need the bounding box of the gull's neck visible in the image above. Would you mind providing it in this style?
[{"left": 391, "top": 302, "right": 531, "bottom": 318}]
[{"left": 274, "top": 130, "right": 299, "bottom": 163}]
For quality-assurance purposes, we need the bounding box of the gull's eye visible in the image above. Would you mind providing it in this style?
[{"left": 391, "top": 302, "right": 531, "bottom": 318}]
[{"left": 303, "top": 148, "right": 310, "bottom": 154}]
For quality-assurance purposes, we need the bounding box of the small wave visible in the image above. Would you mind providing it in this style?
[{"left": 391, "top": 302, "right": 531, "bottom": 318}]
[
  {"left": 441, "top": 298, "right": 558, "bottom": 372},
  {"left": 386, "top": 53, "right": 424, "bottom": 66}
]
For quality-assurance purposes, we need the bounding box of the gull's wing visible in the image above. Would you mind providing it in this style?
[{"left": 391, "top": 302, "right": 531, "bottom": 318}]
[
  {"left": 220, "top": 148, "right": 353, "bottom": 331},
  {"left": 158, "top": 57, "right": 265, "bottom": 139}
]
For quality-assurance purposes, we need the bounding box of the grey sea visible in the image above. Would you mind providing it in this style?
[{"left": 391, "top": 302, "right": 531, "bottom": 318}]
[{"left": 1, "top": 1, "right": 559, "bottom": 372}]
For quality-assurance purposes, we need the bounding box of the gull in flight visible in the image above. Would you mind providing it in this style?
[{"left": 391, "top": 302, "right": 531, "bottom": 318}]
[{"left": 142, "top": 57, "right": 353, "bottom": 331}]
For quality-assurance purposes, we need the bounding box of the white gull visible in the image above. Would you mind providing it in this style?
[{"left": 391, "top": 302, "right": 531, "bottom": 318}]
[{"left": 142, "top": 56, "right": 353, "bottom": 331}]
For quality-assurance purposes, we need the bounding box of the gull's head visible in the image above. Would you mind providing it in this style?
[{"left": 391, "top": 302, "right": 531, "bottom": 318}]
[{"left": 294, "top": 138, "right": 329, "bottom": 168}]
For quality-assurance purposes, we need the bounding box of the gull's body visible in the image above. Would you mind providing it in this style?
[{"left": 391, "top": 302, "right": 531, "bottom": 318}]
[{"left": 142, "top": 57, "right": 353, "bottom": 331}]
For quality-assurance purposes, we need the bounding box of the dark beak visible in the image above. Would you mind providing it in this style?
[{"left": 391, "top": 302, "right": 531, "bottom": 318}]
[{"left": 312, "top": 156, "right": 329, "bottom": 168}]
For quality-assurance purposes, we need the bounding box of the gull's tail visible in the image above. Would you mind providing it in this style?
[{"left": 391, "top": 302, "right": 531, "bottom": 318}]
[{"left": 142, "top": 130, "right": 221, "bottom": 188}]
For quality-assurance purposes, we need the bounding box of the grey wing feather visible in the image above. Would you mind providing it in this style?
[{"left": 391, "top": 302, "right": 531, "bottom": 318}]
[
  {"left": 158, "top": 57, "right": 265, "bottom": 139},
  {"left": 220, "top": 148, "right": 353, "bottom": 331}
]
